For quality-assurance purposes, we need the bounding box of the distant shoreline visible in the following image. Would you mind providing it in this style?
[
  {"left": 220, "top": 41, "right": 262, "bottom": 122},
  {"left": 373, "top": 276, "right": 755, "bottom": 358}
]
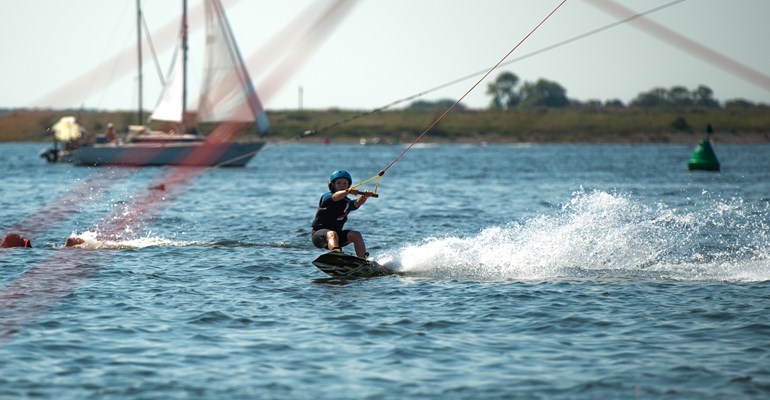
[
  {"left": 286, "top": 131, "right": 770, "bottom": 145},
  {"left": 2, "top": 108, "right": 769, "bottom": 143}
]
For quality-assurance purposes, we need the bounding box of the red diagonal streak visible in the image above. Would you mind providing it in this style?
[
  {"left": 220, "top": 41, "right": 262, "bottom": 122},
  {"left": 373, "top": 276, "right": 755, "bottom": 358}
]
[
  {"left": 1, "top": 0, "right": 354, "bottom": 343},
  {"left": 4, "top": 0, "right": 345, "bottom": 240},
  {"left": 583, "top": 0, "right": 770, "bottom": 93}
]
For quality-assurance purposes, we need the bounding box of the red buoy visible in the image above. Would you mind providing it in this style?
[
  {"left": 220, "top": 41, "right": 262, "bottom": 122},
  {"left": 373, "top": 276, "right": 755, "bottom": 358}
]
[{"left": 1, "top": 233, "right": 32, "bottom": 248}]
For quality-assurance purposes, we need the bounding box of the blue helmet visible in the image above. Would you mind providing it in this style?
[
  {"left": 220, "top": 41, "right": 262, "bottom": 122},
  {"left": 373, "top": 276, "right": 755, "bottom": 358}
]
[{"left": 328, "top": 170, "right": 352, "bottom": 191}]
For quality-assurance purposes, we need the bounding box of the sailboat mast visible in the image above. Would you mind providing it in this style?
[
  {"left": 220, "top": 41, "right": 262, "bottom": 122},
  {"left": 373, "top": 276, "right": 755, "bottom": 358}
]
[
  {"left": 137, "top": 0, "right": 144, "bottom": 124},
  {"left": 182, "top": 0, "right": 188, "bottom": 132}
]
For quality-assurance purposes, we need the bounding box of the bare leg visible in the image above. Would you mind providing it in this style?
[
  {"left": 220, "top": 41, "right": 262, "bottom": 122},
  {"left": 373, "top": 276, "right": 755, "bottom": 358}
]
[
  {"left": 346, "top": 231, "right": 367, "bottom": 258},
  {"left": 325, "top": 231, "right": 339, "bottom": 250}
]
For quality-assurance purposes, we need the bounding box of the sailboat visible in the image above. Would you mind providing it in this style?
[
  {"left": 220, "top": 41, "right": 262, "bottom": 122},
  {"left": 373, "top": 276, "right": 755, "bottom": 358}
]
[{"left": 55, "top": 0, "right": 268, "bottom": 167}]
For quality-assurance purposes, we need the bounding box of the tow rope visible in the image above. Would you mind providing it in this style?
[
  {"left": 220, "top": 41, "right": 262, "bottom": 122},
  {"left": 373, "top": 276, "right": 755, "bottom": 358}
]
[
  {"left": 349, "top": 0, "right": 568, "bottom": 196},
  {"left": 304, "top": 0, "right": 686, "bottom": 141}
]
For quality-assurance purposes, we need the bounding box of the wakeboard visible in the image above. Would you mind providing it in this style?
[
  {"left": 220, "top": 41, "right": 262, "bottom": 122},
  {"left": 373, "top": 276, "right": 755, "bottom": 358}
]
[{"left": 311, "top": 251, "right": 393, "bottom": 278}]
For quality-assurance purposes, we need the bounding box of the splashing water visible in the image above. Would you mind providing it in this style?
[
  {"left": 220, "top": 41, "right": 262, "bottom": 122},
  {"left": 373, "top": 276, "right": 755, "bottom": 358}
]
[
  {"left": 62, "top": 231, "right": 202, "bottom": 250},
  {"left": 385, "top": 190, "right": 770, "bottom": 282}
]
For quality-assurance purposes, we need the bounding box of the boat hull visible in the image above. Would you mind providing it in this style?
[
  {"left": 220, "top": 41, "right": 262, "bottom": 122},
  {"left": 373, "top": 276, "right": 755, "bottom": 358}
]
[{"left": 71, "top": 141, "right": 264, "bottom": 167}]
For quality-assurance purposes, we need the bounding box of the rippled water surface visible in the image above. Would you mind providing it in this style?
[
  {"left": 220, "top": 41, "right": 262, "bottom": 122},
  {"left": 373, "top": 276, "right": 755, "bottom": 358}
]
[{"left": 1, "top": 142, "right": 770, "bottom": 399}]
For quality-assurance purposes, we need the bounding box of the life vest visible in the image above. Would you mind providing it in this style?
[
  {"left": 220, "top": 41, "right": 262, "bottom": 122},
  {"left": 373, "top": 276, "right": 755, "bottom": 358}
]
[{"left": 311, "top": 193, "right": 357, "bottom": 231}]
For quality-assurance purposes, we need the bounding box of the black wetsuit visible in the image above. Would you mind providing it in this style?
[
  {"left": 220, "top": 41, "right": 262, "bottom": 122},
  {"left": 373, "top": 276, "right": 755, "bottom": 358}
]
[{"left": 311, "top": 192, "right": 358, "bottom": 248}]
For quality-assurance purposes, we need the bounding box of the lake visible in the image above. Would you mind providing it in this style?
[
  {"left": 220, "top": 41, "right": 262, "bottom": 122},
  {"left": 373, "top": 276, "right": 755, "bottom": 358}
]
[{"left": 1, "top": 141, "right": 769, "bottom": 399}]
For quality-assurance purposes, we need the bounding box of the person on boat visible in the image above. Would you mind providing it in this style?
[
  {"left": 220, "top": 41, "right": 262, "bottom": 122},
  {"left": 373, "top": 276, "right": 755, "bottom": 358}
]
[
  {"left": 311, "top": 170, "right": 374, "bottom": 259},
  {"left": 105, "top": 123, "right": 117, "bottom": 143}
]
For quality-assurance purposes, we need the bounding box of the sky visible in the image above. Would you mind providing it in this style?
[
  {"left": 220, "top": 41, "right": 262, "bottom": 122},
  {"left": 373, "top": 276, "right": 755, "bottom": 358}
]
[{"left": 2, "top": 0, "right": 769, "bottom": 112}]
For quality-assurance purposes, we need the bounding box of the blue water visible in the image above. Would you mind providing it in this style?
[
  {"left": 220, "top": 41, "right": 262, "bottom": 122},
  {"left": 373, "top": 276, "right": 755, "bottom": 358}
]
[{"left": 1, "top": 141, "right": 769, "bottom": 399}]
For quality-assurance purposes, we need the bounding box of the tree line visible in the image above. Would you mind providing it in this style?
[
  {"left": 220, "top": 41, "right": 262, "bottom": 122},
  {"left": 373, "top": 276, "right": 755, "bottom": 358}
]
[{"left": 409, "top": 71, "right": 767, "bottom": 110}]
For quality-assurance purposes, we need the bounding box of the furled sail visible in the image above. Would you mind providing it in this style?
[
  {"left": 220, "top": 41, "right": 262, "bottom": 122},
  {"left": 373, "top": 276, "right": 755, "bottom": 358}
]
[{"left": 197, "top": 0, "right": 269, "bottom": 133}]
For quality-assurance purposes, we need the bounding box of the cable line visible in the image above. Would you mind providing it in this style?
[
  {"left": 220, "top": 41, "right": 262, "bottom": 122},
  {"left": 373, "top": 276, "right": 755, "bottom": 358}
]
[
  {"left": 304, "top": 0, "right": 687, "bottom": 139},
  {"left": 350, "top": 0, "right": 569, "bottom": 194}
]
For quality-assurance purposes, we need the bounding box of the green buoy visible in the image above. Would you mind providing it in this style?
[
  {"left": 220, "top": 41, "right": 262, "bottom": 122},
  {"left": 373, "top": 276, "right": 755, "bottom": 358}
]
[{"left": 688, "top": 123, "right": 720, "bottom": 171}]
